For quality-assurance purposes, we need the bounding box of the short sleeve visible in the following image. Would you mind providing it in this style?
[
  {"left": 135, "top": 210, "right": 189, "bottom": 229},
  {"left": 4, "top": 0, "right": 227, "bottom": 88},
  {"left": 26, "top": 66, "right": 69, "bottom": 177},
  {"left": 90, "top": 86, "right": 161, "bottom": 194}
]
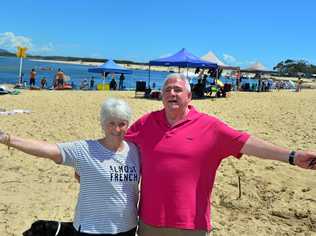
[
  {"left": 126, "top": 141, "right": 141, "bottom": 178},
  {"left": 125, "top": 113, "right": 150, "bottom": 145},
  {"left": 56, "top": 141, "right": 81, "bottom": 169},
  {"left": 214, "top": 120, "right": 250, "bottom": 159}
]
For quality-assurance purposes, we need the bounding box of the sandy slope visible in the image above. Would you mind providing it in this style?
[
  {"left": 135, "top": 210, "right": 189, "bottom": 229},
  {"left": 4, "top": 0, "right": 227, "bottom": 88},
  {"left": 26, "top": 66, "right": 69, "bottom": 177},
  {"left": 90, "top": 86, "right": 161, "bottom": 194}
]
[{"left": 0, "top": 89, "right": 315, "bottom": 235}]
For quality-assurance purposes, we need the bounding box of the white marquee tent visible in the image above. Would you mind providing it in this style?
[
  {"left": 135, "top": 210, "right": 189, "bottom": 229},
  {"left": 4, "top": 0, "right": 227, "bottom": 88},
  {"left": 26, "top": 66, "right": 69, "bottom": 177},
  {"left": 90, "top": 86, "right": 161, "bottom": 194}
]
[{"left": 201, "top": 51, "right": 226, "bottom": 66}]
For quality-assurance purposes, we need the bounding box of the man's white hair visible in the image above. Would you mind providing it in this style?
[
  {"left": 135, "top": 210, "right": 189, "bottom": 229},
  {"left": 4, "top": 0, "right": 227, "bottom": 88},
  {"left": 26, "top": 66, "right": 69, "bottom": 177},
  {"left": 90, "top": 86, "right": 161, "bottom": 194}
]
[
  {"left": 162, "top": 73, "right": 191, "bottom": 92},
  {"left": 100, "top": 98, "right": 132, "bottom": 130}
]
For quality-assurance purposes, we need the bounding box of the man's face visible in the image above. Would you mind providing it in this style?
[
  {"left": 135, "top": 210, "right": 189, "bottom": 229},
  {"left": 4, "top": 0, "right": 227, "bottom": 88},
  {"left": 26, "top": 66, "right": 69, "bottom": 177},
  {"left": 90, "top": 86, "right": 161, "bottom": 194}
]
[{"left": 162, "top": 77, "right": 192, "bottom": 113}]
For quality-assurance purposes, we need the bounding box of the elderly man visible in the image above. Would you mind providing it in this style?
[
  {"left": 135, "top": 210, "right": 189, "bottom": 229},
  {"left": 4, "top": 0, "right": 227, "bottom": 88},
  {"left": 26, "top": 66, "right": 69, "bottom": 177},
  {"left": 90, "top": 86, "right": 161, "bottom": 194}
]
[{"left": 125, "top": 73, "right": 316, "bottom": 236}]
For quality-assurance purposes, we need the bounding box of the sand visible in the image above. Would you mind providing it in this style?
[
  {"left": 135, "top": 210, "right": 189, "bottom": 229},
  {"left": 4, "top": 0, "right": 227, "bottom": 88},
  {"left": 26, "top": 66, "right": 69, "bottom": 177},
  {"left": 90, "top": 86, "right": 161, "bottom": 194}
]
[{"left": 0, "top": 89, "right": 316, "bottom": 235}]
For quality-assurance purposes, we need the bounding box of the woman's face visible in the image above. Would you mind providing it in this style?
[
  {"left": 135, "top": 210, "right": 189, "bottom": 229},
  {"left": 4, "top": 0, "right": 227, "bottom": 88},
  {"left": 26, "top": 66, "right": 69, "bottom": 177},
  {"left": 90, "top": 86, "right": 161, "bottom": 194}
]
[{"left": 104, "top": 118, "right": 129, "bottom": 140}]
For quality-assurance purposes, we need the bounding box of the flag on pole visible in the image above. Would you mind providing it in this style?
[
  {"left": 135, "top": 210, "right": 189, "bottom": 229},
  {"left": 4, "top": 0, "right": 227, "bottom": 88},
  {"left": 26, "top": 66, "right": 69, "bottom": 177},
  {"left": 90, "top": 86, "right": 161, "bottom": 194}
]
[{"left": 16, "top": 47, "right": 27, "bottom": 58}]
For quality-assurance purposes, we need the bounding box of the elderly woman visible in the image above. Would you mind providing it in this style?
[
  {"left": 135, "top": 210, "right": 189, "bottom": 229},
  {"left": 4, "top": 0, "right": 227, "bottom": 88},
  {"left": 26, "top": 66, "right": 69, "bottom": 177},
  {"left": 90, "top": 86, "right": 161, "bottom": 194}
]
[{"left": 0, "top": 98, "right": 139, "bottom": 236}]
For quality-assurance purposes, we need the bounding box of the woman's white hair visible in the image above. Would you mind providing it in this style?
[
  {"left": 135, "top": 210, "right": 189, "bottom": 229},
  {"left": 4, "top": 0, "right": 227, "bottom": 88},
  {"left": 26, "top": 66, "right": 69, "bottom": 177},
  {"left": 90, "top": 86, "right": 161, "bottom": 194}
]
[
  {"left": 162, "top": 73, "right": 191, "bottom": 93},
  {"left": 100, "top": 98, "right": 132, "bottom": 129}
]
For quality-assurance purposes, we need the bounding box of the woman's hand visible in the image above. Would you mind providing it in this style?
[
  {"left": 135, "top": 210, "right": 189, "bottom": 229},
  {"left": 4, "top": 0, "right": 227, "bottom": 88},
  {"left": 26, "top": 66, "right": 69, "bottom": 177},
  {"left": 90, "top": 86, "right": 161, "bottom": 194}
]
[
  {"left": 74, "top": 172, "right": 80, "bottom": 183},
  {"left": 0, "top": 130, "right": 8, "bottom": 144},
  {"left": 0, "top": 132, "right": 62, "bottom": 163}
]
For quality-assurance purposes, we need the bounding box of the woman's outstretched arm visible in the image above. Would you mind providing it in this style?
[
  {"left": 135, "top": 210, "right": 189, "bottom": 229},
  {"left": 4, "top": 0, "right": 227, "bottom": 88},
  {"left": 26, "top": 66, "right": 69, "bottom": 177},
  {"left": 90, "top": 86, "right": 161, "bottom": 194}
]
[{"left": 0, "top": 131, "right": 62, "bottom": 164}]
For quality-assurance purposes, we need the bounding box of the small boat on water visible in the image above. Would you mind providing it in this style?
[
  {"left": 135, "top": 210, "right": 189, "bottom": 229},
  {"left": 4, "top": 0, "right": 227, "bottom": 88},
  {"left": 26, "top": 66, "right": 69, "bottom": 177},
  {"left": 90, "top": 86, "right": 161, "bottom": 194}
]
[
  {"left": 36, "top": 65, "right": 54, "bottom": 71},
  {"left": 40, "top": 67, "right": 53, "bottom": 71}
]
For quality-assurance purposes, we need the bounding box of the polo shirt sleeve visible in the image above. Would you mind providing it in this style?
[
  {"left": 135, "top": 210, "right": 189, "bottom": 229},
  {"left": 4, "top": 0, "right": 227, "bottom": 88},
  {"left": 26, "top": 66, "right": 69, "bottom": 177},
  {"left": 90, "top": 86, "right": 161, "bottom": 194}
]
[
  {"left": 125, "top": 114, "right": 150, "bottom": 145},
  {"left": 214, "top": 120, "right": 250, "bottom": 159}
]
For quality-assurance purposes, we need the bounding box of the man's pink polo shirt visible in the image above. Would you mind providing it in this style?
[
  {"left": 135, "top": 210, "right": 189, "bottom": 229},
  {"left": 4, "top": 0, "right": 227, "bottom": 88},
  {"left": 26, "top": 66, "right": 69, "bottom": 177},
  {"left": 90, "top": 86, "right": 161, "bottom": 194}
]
[{"left": 125, "top": 106, "right": 250, "bottom": 231}]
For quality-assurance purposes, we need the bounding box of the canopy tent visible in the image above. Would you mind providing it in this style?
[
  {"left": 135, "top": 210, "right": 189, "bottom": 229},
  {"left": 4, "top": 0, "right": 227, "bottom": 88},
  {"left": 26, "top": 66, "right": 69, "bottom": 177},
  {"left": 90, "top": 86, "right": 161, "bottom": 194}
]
[
  {"left": 148, "top": 48, "right": 218, "bottom": 87},
  {"left": 201, "top": 51, "right": 241, "bottom": 89},
  {"left": 149, "top": 48, "right": 217, "bottom": 68},
  {"left": 88, "top": 59, "right": 132, "bottom": 90},
  {"left": 88, "top": 59, "right": 133, "bottom": 74},
  {"left": 201, "top": 51, "right": 225, "bottom": 66},
  {"left": 242, "top": 61, "right": 267, "bottom": 72},
  {"left": 201, "top": 51, "right": 240, "bottom": 70}
]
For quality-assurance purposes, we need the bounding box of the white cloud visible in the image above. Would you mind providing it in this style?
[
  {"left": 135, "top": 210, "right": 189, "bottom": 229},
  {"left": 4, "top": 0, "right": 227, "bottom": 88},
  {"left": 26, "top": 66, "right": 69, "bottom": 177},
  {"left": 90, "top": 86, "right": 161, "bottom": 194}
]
[
  {"left": 0, "top": 32, "right": 33, "bottom": 50},
  {"left": 222, "top": 53, "right": 258, "bottom": 68},
  {"left": 223, "top": 53, "right": 237, "bottom": 64},
  {"left": 35, "top": 42, "right": 55, "bottom": 53},
  {"left": 0, "top": 32, "right": 55, "bottom": 54},
  {"left": 243, "top": 60, "right": 256, "bottom": 66}
]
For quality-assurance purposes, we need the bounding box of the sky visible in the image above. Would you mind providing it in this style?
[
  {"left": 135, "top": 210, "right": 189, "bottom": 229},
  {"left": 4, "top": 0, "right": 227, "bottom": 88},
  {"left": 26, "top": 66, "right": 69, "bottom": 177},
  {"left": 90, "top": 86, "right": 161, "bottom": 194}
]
[{"left": 0, "top": 0, "right": 315, "bottom": 69}]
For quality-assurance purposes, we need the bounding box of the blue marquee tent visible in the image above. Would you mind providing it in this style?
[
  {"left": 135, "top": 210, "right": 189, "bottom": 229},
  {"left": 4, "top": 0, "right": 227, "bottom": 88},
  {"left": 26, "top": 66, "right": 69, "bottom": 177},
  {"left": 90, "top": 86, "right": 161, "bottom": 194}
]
[
  {"left": 147, "top": 48, "right": 218, "bottom": 87},
  {"left": 88, "top": 59, "right": 132, "bottom": 90},
  {"left": 88, "top": 59, "right": 133, "bottom": 74},
  {"left": 149, "top": 48, "right": 218, "bottom": 68}
]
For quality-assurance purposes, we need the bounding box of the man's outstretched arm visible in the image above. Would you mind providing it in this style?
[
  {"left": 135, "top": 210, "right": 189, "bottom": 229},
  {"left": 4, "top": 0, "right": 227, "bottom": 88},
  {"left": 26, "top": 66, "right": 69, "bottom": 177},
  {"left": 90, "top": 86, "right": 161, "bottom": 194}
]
[{"left": 241, "top": 136, "right": 316, "bottom": 170}]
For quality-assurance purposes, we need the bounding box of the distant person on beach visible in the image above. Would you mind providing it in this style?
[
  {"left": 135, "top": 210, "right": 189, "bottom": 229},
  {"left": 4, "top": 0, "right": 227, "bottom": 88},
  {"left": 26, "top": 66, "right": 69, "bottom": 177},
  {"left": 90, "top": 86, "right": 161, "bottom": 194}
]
[
  {"left": 21, "top": 73, "right": 25, "bottom": 84},
  {"left": 296, "top": 77, "right": 303, "bottom": 92},
  {"left": 40, "top": 77, "right": 47, "bottom": 89},
  {"left": 80, "top": 79, "right": 89, "bottom": 90},
  {"left": 29, "top": 69, "right": 36, "bottom": 87},
  {"left": 0, "top": 98, "right": 139, "bottom": 236},
  {"left": 90, "top": 76, "right": 95, "bottom": 90},
  {"left": 124, "top": 73, "right": 316, "bottom": 236},
  {"left": 255, "top": 73, "right": 262, "bottom": 92},
  {"left": 110, "top": 78, "right": 117, "bottom": 90},
  {"left": 15, "top": 73, "right": 25, "bottom": 88},
  {"left": 276, "top": 80, "right": 284, "bottom": 90},
  {"left": 55, "top": 68, "right": 64, "bottom": 88},
  {"left": 119, "top": 73, "right": 125, "bottom": 90}
]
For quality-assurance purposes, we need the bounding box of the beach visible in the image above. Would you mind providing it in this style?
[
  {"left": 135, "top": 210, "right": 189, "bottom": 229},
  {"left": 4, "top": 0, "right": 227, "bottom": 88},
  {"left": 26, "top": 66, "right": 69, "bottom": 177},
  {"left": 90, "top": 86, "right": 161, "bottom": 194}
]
[
  {"left": 30, "top": 59, "right": 316, "bottom": 84},
  {"left": 0, "top": 89, "right": 316, "bottom": 235}
]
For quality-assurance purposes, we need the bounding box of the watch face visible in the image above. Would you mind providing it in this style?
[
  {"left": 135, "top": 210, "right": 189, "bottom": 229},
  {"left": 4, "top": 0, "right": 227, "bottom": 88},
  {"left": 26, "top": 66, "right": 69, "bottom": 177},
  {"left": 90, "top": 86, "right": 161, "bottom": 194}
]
[{"left": 289, "top": 151, "right": 296, "bottom": 165}]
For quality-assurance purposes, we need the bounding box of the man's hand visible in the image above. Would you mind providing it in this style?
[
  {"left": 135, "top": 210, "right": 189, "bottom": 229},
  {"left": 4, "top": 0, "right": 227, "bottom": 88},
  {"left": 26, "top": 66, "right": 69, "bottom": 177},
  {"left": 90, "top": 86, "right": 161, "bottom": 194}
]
[{"left": 295, "top": 151, "right": 316, "bottom": 170}]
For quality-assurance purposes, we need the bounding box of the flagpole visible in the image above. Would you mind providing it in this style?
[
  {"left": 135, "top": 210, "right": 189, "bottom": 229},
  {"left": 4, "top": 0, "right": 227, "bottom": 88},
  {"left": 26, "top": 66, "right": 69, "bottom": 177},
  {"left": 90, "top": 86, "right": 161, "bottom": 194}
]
[
  {"left": 16, "top": 47, "right": 27, "bottom": 85},
  {"left": 18, "top": 57, "right": 23, "bottom": 84}
]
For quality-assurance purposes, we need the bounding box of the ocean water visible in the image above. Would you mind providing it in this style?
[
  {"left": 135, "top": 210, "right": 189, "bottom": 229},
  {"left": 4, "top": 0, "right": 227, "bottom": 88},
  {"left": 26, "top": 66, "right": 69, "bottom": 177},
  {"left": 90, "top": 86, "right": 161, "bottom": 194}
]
[
  {"left": 0, "top": 56, "right": 170, "bottom": 89},
  {"left": 0, "top": 56, "right": 253, "bottom": 90}
]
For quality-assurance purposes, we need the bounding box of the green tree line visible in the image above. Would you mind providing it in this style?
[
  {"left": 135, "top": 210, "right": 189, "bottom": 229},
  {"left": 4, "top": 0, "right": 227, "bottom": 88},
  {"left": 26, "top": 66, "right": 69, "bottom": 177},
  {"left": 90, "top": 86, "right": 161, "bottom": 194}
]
[
  {"left": 0, "top": 49, "right": 147, "bottom": 66},
  {"left": 273, "top": 59, "right": 316, "bottom": 77}
]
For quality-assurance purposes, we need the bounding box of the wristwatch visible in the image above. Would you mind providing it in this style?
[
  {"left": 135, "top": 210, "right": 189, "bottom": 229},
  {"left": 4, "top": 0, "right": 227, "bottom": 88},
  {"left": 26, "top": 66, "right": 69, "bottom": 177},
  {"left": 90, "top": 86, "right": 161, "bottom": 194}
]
[{"left": 289, "top": 151, "right": 296, "bottom": 165}]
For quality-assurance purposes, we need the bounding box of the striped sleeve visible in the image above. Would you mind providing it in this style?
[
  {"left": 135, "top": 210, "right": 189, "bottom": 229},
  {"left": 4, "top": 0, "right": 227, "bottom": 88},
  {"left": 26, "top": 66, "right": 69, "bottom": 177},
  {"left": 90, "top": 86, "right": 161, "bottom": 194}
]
[{"left": 56, "top": 141, "right": 82, "bottom": 173}]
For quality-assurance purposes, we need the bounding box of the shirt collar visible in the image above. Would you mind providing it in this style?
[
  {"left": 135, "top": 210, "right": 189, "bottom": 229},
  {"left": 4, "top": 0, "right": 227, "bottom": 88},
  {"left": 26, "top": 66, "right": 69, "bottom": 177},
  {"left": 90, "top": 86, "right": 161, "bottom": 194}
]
[{"left": 157, "top": 105, "right": 200, "bottom": 127}]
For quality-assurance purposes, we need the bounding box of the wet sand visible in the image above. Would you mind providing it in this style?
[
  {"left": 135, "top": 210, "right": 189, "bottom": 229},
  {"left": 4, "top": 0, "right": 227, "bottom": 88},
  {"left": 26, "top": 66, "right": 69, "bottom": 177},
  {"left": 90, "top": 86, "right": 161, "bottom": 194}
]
[{"left": 0, "top": 89, "right": 315, "bottom": 235}]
